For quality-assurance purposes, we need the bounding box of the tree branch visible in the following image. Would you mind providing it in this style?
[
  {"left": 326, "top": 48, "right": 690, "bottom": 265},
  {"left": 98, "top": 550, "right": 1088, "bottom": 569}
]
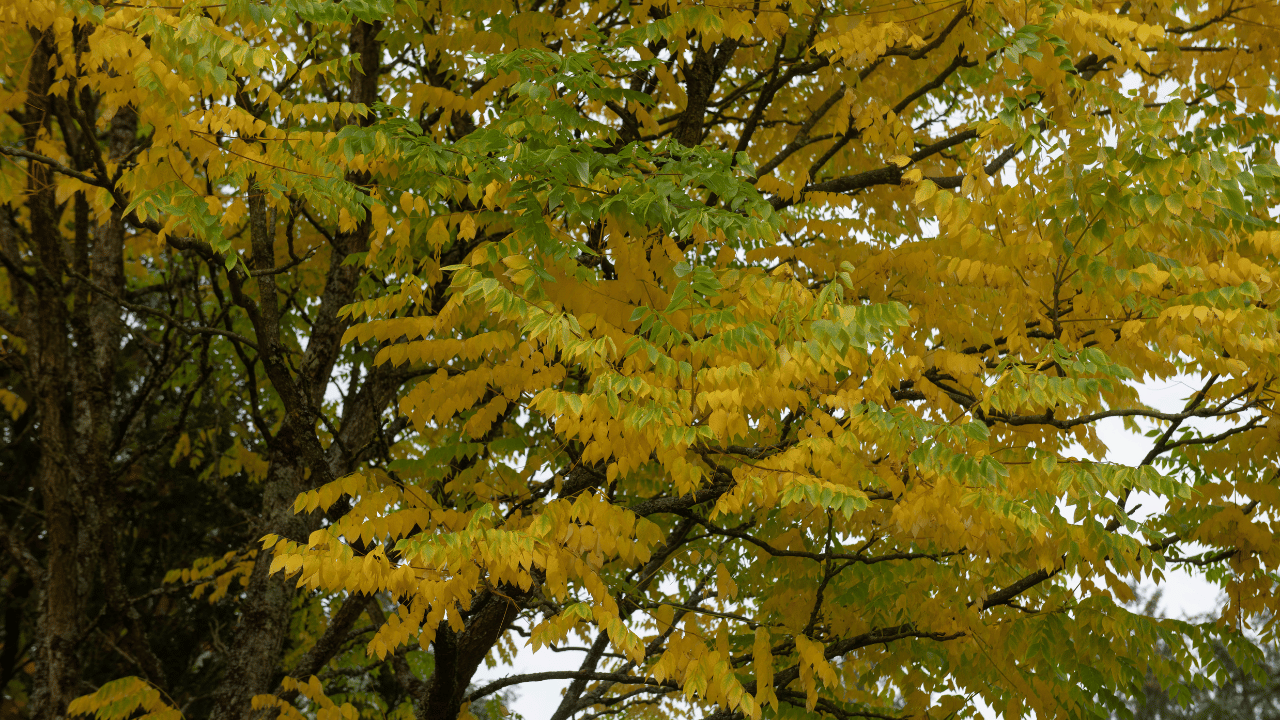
[
  {"left": 466, "top": 672, "right": 676, "bottom": 704},
  {"left": 0, "top": 145, "right": 108, "bottom": 188},
  {"left": 66, "top": 269, "right": 259, "bottom": 349}
]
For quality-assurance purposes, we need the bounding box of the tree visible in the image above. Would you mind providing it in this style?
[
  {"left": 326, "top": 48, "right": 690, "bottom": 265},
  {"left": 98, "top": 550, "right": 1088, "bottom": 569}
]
[
  {"left": 1125, "top": 593, "right": 1280, "bottom": 720},
  {"left": 2, "top": 0, "right": 1280, "bottom": 719}
]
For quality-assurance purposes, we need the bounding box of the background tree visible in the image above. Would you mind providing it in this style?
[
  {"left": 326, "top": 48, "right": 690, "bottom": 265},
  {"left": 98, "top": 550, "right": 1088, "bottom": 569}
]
[
  {"left": 1124, "top": 592, "right": 1280, "bottom": 720},
  {"left": 2, "top": 0, "right": 1280, "bottom": 720}
]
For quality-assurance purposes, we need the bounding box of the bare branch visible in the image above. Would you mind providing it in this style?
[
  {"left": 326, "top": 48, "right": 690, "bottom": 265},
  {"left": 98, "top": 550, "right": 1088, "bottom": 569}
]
[
  {"left": 66, "top": 269, "right": 259, "bottom": 349},
  {"left": 465, "top": 672, "right": 676, "bottom": 704}
]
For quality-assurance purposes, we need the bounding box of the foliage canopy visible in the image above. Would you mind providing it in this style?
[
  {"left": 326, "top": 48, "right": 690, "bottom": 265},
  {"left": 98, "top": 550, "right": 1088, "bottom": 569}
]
[{"left": 2, "top": 0, "right": 1280, "bottom": 719}]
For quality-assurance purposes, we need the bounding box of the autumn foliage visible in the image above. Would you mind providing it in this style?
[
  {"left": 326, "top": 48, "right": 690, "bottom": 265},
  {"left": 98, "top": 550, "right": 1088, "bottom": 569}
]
[{"left": 2, "top": 0, "right": 1280, "bottom": 719}]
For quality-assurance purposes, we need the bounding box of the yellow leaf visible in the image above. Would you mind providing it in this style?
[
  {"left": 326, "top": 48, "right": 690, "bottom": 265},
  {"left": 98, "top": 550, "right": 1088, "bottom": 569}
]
[
  {"left": 914, "top": 180, "right": 938, "bottom": 205},
  {"left": 715, "top": 563, "right": 738, "bottom": 598},
  {"left": 708, "top": 409, "right": 730, "bottom": 440},
  {"left": 459, "top": 214, "right": 477, "bottom": 240},
  {"left": 1121, "top": 320, "right": 1144, "bottom": 338}
]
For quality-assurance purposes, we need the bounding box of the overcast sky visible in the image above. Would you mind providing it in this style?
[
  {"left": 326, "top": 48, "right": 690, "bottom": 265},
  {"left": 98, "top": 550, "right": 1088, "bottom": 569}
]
[{"left": 1095, "top": 376, "right": 1232, "bottom": 621}]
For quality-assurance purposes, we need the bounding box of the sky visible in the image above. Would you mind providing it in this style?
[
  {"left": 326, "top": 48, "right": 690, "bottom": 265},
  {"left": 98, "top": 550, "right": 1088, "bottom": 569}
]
[{"left": 1092, "top": 376, "right": 1231, "bottom": 622}]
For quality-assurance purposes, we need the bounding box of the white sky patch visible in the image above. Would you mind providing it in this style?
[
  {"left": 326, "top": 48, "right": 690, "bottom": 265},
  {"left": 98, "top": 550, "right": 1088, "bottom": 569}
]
[{"left": 1092, "top": 375, "right": 1235, "bottom": 621}]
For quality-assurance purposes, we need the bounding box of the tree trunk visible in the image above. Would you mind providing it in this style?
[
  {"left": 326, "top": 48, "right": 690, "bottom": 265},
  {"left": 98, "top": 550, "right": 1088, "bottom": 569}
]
[
  {"left": 206, "top": 22, "right": 383, "bottom": 720},
  {"left": 22, "top": 29, "right": 83, "bottom": 720}
]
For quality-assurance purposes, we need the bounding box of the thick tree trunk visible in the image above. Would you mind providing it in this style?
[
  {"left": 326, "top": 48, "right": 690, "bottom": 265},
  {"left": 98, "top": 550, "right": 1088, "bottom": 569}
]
[
  {"left": 206, "top": 23, "right": 383, "bottom": 720},
  {"left": 419, "top": 586, "right": 531, "bottom": 720},
  {"left": 20, "top": 29, "right": 84, "bottom": 720},
  {"left": 19, "top": 24, "right": 154, "bottom": 712},
  {"left": 674, "top": 40, "right": 740, "bottom": 147},
  {"left": 206, "top": 431, "right": 319, "bottom": 720}
]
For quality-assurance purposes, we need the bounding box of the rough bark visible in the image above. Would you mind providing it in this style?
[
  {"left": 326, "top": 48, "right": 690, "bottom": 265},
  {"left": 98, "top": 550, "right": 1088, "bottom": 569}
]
[
  {"left": 674, "top": 39, "right": 740, "bottom": 147},
  {"left": 205, "top": 22, "right": 385, "bottom": 720},
  {"left": 21, "top": 29, "right": 84, "bottom": 720},
  {"left": 18, "top": 30, "right": 160, "bottom": 709},
  {"left": 420, "top": 587, "right": 530, "bottom": 720}
]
